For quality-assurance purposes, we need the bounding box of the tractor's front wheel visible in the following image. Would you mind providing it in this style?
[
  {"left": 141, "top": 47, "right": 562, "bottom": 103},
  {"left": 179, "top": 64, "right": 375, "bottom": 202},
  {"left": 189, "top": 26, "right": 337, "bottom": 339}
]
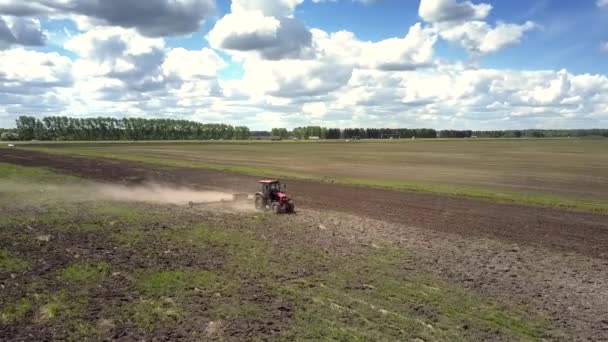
[
  {"left": 287, "top": 202, "right": 295, "bottom": 213},
  {"left": 255, "top": 195, "right": 265, "bottom": 210}
]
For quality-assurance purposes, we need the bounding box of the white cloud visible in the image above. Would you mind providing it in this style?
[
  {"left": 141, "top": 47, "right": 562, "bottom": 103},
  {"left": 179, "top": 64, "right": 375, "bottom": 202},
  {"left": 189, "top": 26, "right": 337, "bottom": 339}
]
[
  {"left": 231, "top": 0, "right": 304, "bottom": 17},
  {"left": 601, "top": 41, "right": 608, "bottom": 53},
  {"left": 65, "top": 28, "right": 169, "bottom": 95},
  {"left": 0, "top": 48, "right": 72, "bottom": 117},
  {"left": 0, "top": 48, "right": 71, "bottom": 84},
  {"left": 312, "top": 65, "right": 608, "bottom": 129},
  {"left": 302, "top": 102, "right": 328, "bottom": 118},
  {"left": 208, "top": 0, "right": 315, "bottom": 61},
  {"left": 313, "top": 23, "right": 437, "bottom": 70},
  {"left": 62, "top": 27, "right": 226, "bottom": 120},
  {"left": 214, "top": 21, "right": 436, "bottom": 108},
  {"left": 418, "top": 0, "right": 536, "bottom": 56},
  {"left": 0, "top": 16, "right": 46, "bottom": 48},
  {"left": 525, "top": 70, "right": 571, "bottom": 105},
  {"left": 3, "top": 48, "right": 607, "bottom": 130},
  {"left": 208, "top": 10, "right": 280, "bottom": 49},
  {"left": 239, "top": 57, "right": 353, "bottom": 98},
  {"left": 65, "top": 27, "right": 164, "bottom": 61},
  {"left": 440, "top": 20, "right": 536, "bottom": 55},
  {"left": 162, "top": 48, "right": 226, "bottom": 81},
  {"left": 0, "top": 0, "right": 215, "bottom": 37},
  {"left": 208, "top": 10, "right": 312, "bottom": 60},
  {"left": 419, "top": 0, "right": 492, "bottom": 24},
  {"left": 598, "top": 0, "right": 608, "bottom": 8}
]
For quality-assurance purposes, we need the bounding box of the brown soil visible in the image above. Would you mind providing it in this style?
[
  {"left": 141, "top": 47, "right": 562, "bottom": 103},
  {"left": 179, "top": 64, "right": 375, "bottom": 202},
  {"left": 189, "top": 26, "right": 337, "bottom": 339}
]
[
  {"left": 290, "top": 209, "right": 608, "bottom": 341},
  {"left": 1, "top": 148, "right": 607, "bottom": 260},
  {"left": 2, "top": 148, "right": 608, "bottom": 340},
  {"left": 0, "top": 204, "right": 298, "bottom": 341}
]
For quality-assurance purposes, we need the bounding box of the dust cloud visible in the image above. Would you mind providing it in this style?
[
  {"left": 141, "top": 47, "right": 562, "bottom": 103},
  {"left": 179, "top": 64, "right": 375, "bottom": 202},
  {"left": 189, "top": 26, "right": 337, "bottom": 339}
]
[
  {"left": 1, "top": 180, "right": 247, "bottom": 208},
  {"left": 95, "top": 183, "right": 234, "bottom": 206}
]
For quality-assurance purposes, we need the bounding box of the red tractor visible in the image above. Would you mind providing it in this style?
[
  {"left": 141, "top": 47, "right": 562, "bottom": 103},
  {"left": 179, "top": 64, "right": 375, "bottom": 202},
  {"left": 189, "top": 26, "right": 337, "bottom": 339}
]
[{"left": 255, "top": 179, "right": 295, "bottom": 214}]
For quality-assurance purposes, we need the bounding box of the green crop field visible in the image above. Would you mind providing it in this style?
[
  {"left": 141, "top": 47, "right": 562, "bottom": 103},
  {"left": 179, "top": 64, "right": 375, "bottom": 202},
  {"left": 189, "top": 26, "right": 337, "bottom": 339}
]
[{"left": 17, "top": 138, "right": 608, "bottom": 212}]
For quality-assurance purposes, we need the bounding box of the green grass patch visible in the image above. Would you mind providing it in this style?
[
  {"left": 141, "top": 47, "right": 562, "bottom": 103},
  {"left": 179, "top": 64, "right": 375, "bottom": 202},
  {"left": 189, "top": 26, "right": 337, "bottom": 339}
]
[
  {"left": 69, "top": 320, "right": 103, "bottom": 341},
  {"left": 178, "top": 223, "right": 272, "bottom": 275},
  {"left": 39, "top": 291, "right": 72, "bottom": 321},
  {"left": 0, "top": 162, "right": 81, "bottom": 185},
  {"left": 0, "top": 250, "right": 30, "bottom": 272},
  {"left": 60, "top": 262, "right": 111, "bottom": 285},
  {"left": 1, "top": 290, "right": 88, "bottom": 325},
  {"left": 1, "top": 297, "right": 34, "bottom": 323},
  {"left": 0, "top": 163, "right": 90, "bottom": 211},
  {"left": 133, "top": 298, "right": 182, "bottom": 332},
  {"left": 1, "top": 284, "right": 99, "bottom": 340},
  {"left": 112, "top": 228, "right": 145, "bottom": 245},
  {"left": 280, "top": 249, "right": 550, "bottom": 341},
  {"left": 137, "top": 270, "right": 225, "bottom": 298}
]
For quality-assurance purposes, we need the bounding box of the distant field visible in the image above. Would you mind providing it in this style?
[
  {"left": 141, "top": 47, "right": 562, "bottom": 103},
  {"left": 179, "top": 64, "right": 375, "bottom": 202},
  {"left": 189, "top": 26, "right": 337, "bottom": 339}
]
[{"left": 17, "top": 138, "right": 608, "bottom": 211}]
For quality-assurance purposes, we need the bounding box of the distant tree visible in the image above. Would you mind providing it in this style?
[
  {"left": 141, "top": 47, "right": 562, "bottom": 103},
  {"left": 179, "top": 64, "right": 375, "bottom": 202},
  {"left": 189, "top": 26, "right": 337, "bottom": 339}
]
[
  {"left": 306, "top": 126, "right": 323, "bottom": 138},
  {"left": 15, "top": 116, "right": 37, "bottom": 141},
  {"left": 0, "top": 132, "right": 19, "bottom": 141},
  {"left": 343, "top": 128, "right": 367, "bottom": 139},
  {"left": 271, "top": 128, "right": 289, "bottom": 138},
  {"left": 251, "top": 131, "right": 271, "bottom": 137},
  {"left": 439, "top": 130, "right": 472, "bottom": 138},
  {"left": 326, "top": 128, "right": 341, "bottom": 139},
  {"left": 234, "top": 126, "right": 251, "bottom": 140},
  {"left": 531, "top": 131, "right": 545, "bottom": 138},
  {"left": 291, "top": 126, "right": 325, "bottom": 139},
  {"left": 291, "top": 127, "right": 306, "bottom": 139}
]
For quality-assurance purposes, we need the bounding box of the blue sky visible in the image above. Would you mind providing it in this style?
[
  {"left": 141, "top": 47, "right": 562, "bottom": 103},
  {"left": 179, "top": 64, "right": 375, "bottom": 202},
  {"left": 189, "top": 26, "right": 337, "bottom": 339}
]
[
  {"left": 1, "top": 0, "right": 607, "bottom": 129},
  {"left": 165, "top": 0, "right": 608, "bottom": 74}
]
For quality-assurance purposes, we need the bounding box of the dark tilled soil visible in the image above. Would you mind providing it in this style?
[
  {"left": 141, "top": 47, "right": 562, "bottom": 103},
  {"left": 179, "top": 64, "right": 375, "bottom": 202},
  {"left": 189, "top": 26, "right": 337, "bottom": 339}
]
[
  {"left": 0, "top": 206, "right": 298, "bottom": 341},
  {"left": 1, "top": 148, "right": 607, "bottom": 259},
  {"left": 289, "top": 209, "right": 608, "bottom": 341}
]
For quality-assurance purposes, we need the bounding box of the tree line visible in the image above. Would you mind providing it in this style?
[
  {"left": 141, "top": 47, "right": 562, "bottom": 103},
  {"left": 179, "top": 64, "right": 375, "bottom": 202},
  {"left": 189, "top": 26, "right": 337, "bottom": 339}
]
[
  {"left": 2, "top": 116, "right": 607, "bottom": 141},
  {"left": 439, "top": 129, "right": 608, "bottom": 138},
  {"left": 269, "top": 127, "right": 608, "bottom": 139},
  {"left": 343, "top": 128, "right": 438, "bottom": 139},
  {"left": 13, "top": 116, "right": 250, "bottom": 141},
  {"left": 271, "top": 127, "right": 438, "bottom": 139},
  {"left": 470, "top": 129, "right": 608, "bottom": 138}
]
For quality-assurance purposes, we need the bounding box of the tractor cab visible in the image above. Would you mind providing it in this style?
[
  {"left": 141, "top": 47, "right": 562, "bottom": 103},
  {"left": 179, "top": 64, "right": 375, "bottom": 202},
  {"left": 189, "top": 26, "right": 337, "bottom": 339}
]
[
  {"left": 255, "top": 179, "right": 294, "bottom": 214},
  {"left": 260, "top": 179, "right": 282, "bottom": 195}
]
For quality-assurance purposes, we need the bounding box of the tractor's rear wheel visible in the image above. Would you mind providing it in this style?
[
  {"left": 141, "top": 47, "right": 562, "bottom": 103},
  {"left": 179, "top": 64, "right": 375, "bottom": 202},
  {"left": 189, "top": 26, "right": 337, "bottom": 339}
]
[
  {"left": 255, "top": 195, "right": 265, "bottom": 210},
  {"left": 271, "top": 202, "right": 280, "bottom": 214}
]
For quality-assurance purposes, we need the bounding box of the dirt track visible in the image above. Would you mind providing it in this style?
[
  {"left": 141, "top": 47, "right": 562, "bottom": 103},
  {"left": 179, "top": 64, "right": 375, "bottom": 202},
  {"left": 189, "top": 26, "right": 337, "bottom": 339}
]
[{"left": 1, "top": 148, "right": 607, "bottom": 259}]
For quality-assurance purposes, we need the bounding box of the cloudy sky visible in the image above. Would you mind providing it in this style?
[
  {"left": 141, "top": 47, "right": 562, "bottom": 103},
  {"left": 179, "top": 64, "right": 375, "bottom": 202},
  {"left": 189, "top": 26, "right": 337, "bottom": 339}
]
[{"left": 0, "top": 0, "right": 607, "bottom": 130}]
